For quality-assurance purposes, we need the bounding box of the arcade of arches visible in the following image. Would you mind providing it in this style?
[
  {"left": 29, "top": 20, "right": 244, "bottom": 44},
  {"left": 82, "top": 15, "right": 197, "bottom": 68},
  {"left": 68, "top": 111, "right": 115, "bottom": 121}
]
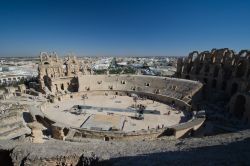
[{"left": 177, "top": 48, "right": 250, "bottom": 122}]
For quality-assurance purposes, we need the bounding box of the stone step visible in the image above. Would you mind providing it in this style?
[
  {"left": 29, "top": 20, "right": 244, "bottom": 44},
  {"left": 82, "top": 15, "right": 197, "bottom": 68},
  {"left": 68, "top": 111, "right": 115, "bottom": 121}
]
[
  {"left": 0, "top": 121, "right": 24, "bottom": 131},
  {"left": 0, "top": 123, "right": 25, "bottom": 136},
  {"left": 0, "top": 111, "right": 19, "bottom": 119},
  {"left": 0, "top": 117, "right": 22, "bottom": 125},
  {"left": 0, "top": 127, "right": 30, "bottom": 140}
]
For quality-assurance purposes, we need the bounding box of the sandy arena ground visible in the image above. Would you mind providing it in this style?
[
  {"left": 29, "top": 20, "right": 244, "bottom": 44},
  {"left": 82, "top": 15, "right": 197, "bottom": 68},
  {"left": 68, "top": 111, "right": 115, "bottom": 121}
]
[{"left": 43, "top": 94, "right": 186, "bottom": 132}]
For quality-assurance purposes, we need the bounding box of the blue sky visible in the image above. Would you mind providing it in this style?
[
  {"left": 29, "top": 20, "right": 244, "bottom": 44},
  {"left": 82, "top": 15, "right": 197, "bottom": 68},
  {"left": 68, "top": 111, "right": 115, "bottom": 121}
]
[{"left": 0, "top": 0, "right": 249, "bottom": 56}]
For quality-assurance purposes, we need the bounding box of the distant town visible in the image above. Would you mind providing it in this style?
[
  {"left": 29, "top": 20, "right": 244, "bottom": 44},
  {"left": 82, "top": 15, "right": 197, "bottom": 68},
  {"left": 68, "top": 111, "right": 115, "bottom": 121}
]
[{"left": 0, "top": 55, "right": 177, "bottom": 87}]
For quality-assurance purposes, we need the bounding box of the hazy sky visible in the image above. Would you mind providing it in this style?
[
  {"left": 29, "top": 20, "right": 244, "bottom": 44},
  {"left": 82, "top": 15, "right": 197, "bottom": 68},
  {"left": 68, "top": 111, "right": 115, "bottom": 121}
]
[{"left": 0, "top": 0, "right": 250, "bottom": 57}]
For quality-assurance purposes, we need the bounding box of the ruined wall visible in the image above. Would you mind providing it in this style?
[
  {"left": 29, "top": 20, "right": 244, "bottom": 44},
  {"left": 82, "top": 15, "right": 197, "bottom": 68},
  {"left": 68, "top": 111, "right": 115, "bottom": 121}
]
[
  {"left": 37, "top": 53, "right": 202, "bottom": 102},
  {"left": 177, "top": 48, "right": 250, "bottom": 97},
  {"left": 78, "top": 75, "right": 202, "bottom": 102},
  {"left": 38, "top": 52, "right": 81, "bottom": 93},
  {"left": 41, "top": 88, "right": 204, "bottom": 140},
  {"left": 176, "top": 48, "right": 250, "bottom": 122},
  {"left": 229, "top": 92, "right": 250, "bottom": 123},
  {"left": 0, "top": 104, "right": 31, "bottom": 140},
  {"left": 36, "top": 55, "right": 205, "bottom": 140}
]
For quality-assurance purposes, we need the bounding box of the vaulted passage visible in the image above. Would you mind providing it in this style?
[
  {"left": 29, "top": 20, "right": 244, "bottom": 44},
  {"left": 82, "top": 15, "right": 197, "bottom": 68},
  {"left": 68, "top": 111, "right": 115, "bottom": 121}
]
[
  {"left": 185, "top": 75, "right": 190, "bottom": 79},
  {"left": 61, "top": 84, "right": 64, "bottom": 90},
  {"left": 213, "top": 66, "right": 219, "bottom": 77},
  {"left": 231, "top": 83, "right": 238, "bottom": 96},
  {"left": 0, "top": 150, "right": 13, "bottom": 166},
  {"left": 236, "top": 61, "right": 246, "bottom": 78},
  {"left": 233, "top": 95, "right": 246, "bottom": 119},
  {"left": 212, "top": 79, "right": 217, "bottom": 88},
  {"left": 221, "top": 80, "right": 227, "bottom": 91},
  {"left": 204, "top": 65, "right": 210, "bottom": 73}
]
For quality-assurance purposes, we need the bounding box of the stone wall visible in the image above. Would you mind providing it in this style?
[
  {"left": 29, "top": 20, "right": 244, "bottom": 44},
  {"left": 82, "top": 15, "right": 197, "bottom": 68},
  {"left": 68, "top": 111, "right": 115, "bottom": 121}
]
[
  {"left": 54, "top": 90, "right": 191, "bottom": 111},
  {"left": 176, "top": 48, "right": 250, "bottom": 122},
  {"left": 229, "top": 92, "right": 250, "bottom": 123},
  {"left": 40, "top": 88, "right": 204, "bottom": 140},
  {"left": 0, "top": 104, "right": 31, "bottom": 140},
  {"left": 38, "top": 52, "right": 81, "bottom": 93},
  {"left": 78, "top": 75, "right": 202, "bottom": 102},
  {"left": 36, "top": 55, "right": 204, "bottom": 140}
]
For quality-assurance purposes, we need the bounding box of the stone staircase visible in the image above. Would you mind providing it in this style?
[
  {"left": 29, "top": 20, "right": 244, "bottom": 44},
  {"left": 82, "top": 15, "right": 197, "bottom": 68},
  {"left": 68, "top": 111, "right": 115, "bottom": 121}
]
[{"left": 0, "top": 104, "right": 31, "bottom": 140}]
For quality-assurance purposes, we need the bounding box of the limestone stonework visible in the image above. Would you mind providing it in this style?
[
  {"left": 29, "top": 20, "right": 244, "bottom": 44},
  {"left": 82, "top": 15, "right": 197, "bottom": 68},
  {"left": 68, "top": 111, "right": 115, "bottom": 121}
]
[
  {"left": 176, "top": 48, "right": 250, "bottom": 122},
  {"left": 38, "top": 52, "right": 81, "bottom": 94}
]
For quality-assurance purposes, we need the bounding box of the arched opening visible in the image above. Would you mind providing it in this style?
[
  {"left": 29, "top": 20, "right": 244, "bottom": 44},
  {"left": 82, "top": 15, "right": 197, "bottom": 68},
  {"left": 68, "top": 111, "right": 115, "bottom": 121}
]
[
  {"left": 204, "top": 64, "right": 210, "bottom": 73},
  {"left": 212, "top": 79, "right": 217, "bottom": 88},
  {"left": 247, "top": 69, "right": 250, "bottom": 78},
  {"left": 231, "top": 83, "right": 238, "bottom": 96},
  {"left": 0, "top": 150, "right": 12, "bottom": 166},
  {"left": 233, "top": 95, "right": 246, "bottom": 119},
  {"left": 185, "top": 75, "right": 190, "bottom": 79},
  {"left": 203, "top": 78, "right": 208, "bottom": 84},
  {"left": 192, "top": 52, "right": 198, "bottom": 61},
  {"left": 213, "top": 66, "right": 219, "bottom": 77},
  {"left": 236, "top": 61, "right": 246, "bottom": 78},
  {"left": 186, "top": 65, "right": 192, "bottom": 74},
  {"left": 68, "top": 77, "right": 79, "bottom": 92},
  {"left": 223, "top": 70, "right": 232, "bottom": 80},
  {"left": 55, "top": 84, "right": 58, "bottom": 92},
  {"left": 195, "top": 65, "right": 202, "bottom": 75},
  {"left": 61, "top": 84, "right": 64, "bottom": 90},
  {"left": 44, "top": 62, "right": 49, "bottom": 65},
  {"left": 221, "top": 80, "right": 227, "bottom": 91},
  {"left": 104, "top": 136, "right": 109, "bottom": 141}
]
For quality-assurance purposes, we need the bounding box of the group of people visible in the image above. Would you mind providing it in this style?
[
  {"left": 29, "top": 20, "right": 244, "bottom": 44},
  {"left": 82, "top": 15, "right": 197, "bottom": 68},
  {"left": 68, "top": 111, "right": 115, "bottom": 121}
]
[{"left": 147, "top": 124, "right": 165, "bottom": 130}]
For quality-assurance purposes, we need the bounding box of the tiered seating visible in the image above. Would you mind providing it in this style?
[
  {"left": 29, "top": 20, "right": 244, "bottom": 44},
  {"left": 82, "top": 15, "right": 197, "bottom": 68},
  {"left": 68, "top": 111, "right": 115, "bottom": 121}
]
[
  {"left": 78, "top": 75, "right": 202, "bottom": 101},
  {"left": 0, "top": 103, "right": 30, "bottom": 139}
]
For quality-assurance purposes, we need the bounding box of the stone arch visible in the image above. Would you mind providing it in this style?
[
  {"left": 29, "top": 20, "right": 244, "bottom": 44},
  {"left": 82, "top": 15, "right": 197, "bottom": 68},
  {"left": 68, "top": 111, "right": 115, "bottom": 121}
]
[
  {"left": 61, "top": 84, "right": 64, "bottom": 90},
  {"left": 186, "top": 65, "right": 192, "bottom": 74},
  {"left": 231, "top": 83, "right": 238, "bottom": 96},
  {"left": 212, "top": 56, "right": 216, "bottom": 63},
  {"left": 213, "top": 66, "right": 220, "bottom": 77},
  {"left": 246, "top": 68, "right": 250, "bottom": 78},
  {"left": 221, "top": 80, "right": 227, "bottom": 91},
  {"left": 44, "top": 62, "right": 50, "bottom": 65},
  {"left": 204, "top": 64, "right": 210, "bottom": 73},
  {"left": 212, "top": 79, "right": 217, "bottom": 88},
  {"left": 55, "top": 84, "right": 58, "bottom": 92},
  {"left": 236, "top": 60, "right": 247, "bottom": 78},
  {"left": 203, "top": 78, "right": 208, "bottom": 84},
  {"left": 233, "top": 95, "right": 246, "bottom": 119},
  {"left": 223, "top": 70, "right": 232, "bottom": 80},
  {"left": 191, "top": 52, "right": 199, "bottom": 61},
  {"left": 195, "top": 65, "right": 202, "bottom": 75},
  {"left": 239, "top": 50, "right": 248, "bottom": 58}
]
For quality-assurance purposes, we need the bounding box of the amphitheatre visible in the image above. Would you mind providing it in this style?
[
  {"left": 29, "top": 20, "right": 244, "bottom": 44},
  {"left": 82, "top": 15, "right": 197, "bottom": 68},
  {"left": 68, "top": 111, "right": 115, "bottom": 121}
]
[{"left": 0, "top": 49, "right": 250, "bottom": 165}]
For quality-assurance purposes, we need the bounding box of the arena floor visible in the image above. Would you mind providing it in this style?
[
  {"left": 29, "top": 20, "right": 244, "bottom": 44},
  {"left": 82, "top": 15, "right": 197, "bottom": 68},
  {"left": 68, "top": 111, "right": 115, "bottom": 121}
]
[{"left": 43, "top": 94, "right": 187, "bottom": 132}]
